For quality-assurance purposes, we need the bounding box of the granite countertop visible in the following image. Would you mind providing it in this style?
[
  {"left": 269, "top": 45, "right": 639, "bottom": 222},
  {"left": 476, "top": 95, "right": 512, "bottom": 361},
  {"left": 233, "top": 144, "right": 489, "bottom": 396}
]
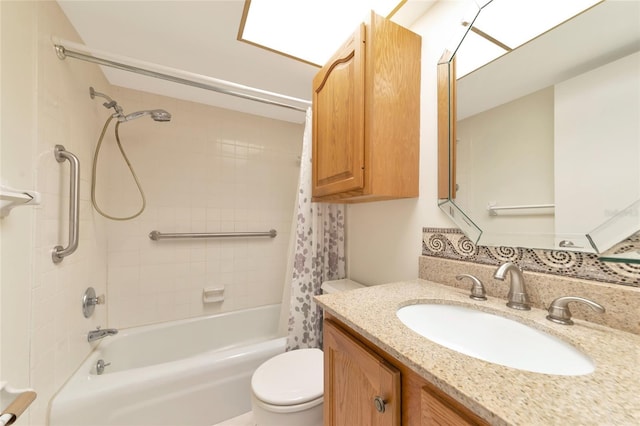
[{"left": 315, "top": 279, "right": 640, "bottom": 425}]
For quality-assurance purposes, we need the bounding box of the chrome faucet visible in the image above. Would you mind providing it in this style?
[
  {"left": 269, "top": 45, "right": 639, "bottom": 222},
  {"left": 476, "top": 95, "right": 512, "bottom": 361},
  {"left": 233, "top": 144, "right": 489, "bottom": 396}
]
[
  {"left": 493, "top": 262, "right": 531, "bottom": 310},
  {"left": 87, "top": 326, "right": 118, "bottom": 343},
  {"left": 546, "top": 296, "right": 605, "bottom": 325}
]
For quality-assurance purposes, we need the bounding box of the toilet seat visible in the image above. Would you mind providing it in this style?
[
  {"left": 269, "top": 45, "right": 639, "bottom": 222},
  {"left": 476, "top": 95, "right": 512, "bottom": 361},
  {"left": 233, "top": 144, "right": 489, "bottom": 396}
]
[
  {"left": 251, "top": 348, "right": 323, "bottom": 406},
  {"left": 251, "top": 394, "right": 323, "bottom": 414}
]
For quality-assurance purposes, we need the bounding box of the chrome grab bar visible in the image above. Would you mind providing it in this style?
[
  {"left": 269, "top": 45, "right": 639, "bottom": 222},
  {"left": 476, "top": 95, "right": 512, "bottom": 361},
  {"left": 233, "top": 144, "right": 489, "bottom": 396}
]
[
  {"left": 149, "top": 229, "right": 277, "bottom": 241},
  {"left": 52, "top": 145, "right": 80, "bottom": 264}
]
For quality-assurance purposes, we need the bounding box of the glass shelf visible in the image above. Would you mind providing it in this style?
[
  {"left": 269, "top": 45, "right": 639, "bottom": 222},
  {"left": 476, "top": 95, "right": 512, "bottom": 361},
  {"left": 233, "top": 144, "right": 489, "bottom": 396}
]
[
  {"left": 586, "top": 199, "right": 640, "bottom": 264},
  {"left": 598, "top": 251, "right": 640, "bottom": 264}
]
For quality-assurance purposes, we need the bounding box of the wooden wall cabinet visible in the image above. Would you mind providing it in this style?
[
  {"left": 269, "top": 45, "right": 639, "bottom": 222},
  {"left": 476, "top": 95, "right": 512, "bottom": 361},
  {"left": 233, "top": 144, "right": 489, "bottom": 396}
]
[
  {"left": 312, "top": 12, "right": 421, "bottom": 203},
  {"left": 323, "top": 317, "right": 489, "bottom": 426}
]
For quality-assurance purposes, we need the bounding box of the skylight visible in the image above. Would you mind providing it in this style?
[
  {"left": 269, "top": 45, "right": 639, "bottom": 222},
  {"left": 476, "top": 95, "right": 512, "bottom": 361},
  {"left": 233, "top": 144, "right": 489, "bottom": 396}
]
[
  {"left": 456, "top": 0, "right": 601, "bottom": 77},
  {"left": 239, "top": 0, "right": 403, "bottom": 66}
]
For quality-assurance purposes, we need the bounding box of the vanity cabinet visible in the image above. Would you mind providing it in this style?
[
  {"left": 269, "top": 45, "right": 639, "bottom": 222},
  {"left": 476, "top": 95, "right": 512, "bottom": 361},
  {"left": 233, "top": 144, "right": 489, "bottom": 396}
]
[
  {"left": 312, "top": 12, "right": 421, "bottom": 203},
  {"left": 324, "top": 318, "right": 401, "bottom": 425},
  {"left": 323, "top": 317, "right": 489, "bottom": 426}
]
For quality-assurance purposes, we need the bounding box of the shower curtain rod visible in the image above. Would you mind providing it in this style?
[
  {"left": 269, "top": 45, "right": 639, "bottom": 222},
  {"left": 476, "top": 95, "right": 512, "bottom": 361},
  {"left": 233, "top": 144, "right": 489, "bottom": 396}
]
[{"left": 53, "top": 38, "right": 311, "bottom": 113}]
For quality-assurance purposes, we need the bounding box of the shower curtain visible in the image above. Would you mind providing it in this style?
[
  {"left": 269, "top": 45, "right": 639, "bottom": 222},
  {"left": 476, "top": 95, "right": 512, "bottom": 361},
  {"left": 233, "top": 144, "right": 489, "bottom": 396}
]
[{"left": 285, "top": 108, "right": 346, "bottom": 351}]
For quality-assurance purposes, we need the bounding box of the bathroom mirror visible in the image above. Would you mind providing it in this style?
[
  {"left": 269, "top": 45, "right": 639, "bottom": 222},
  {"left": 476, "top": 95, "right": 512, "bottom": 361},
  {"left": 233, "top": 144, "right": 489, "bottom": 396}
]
[{"left": 437, "top": 0, "right": 640, "bottom": 260}]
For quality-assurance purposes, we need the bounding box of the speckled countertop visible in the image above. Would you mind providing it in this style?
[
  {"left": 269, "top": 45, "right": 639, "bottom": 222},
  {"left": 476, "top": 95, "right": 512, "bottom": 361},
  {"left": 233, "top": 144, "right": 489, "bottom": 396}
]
[{"left": 315, "top": 279, "right": 640, "bottom": 425}]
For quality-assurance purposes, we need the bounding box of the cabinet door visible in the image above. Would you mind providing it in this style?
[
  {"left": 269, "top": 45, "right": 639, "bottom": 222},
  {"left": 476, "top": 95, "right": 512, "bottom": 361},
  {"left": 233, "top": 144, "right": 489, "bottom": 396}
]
[
  {"left": 324, "top": 319, "right": 400, "bottom": 426},
  {"left": 312, "top": 24, "right": 366, "bottom": 198},
  {"left": 421, "top": 383, "right": 487, "bottom": 426}
]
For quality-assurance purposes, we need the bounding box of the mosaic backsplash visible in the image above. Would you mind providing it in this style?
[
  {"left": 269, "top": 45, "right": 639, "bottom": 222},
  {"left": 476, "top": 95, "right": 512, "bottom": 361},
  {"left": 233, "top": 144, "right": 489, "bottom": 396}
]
[{"left": 422, "top": 228, "right": 640, "bottom": 287}]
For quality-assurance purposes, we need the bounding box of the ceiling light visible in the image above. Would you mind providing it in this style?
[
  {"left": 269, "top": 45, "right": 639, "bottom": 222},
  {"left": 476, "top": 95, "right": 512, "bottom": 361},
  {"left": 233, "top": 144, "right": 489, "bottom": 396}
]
[{"left": 239, "top": 0, "right": 403, "bottom": 66}]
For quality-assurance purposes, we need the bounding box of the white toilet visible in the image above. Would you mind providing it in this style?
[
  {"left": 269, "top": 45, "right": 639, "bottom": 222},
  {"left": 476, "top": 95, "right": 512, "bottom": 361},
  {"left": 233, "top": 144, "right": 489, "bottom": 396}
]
[{"left": 250, "top": 279, "right": 364, "bottom": 426}]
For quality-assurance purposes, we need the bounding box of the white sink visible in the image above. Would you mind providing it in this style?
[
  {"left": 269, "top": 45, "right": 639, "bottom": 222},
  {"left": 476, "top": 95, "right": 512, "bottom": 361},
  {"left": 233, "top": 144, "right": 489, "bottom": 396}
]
[{"left": 396, "top": 303, "right": 594, "bottom": 376}]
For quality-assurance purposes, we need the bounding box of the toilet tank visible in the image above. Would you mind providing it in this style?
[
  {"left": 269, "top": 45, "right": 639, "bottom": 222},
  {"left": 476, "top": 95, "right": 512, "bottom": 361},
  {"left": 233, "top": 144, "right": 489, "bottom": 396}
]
[{"left": 321, "top": 279, "right": 365, "bottom": 294}]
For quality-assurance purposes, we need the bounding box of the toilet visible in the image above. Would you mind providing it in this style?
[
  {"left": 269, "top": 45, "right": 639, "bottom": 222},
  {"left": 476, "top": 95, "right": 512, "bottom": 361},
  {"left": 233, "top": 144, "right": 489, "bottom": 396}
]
[{"left": 250, "top": 279, "right": 364, "bottom": 426}]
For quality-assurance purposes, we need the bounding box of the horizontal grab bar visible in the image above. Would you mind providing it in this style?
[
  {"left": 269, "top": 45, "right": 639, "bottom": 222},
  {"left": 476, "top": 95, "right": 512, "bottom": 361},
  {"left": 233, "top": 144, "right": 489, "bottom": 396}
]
[
  {"left": 52, "top": 145, "right": 80, "bottom": 263},
  {"left": 149, "top": 229, "right": 277, "bottom": 241}
]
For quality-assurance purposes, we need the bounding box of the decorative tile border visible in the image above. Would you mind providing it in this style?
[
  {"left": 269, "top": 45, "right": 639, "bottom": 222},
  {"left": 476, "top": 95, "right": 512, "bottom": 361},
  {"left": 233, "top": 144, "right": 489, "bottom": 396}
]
[{"left": 422, "top": 228, "right": 640, "bottom": 287}]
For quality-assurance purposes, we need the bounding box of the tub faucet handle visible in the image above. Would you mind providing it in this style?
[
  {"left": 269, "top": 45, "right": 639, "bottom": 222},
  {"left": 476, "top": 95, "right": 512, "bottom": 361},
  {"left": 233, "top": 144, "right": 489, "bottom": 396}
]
[
  {"left": 83, "top": 286, "right": 105, "bottom": 318},
  {"left": 456, "top": 274, "right": 487, "bottom": 301}
]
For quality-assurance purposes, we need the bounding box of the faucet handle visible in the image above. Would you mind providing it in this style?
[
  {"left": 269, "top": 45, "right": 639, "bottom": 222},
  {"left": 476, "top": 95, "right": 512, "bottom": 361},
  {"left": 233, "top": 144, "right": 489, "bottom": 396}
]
[
  {"left": 96, "top": 359, "right": 111, "bottom": 375},
  {"left": 456, "top": 274, "right": 487, "bottom": 301},
  {"left": 546, "top": 296, "right": 605, "bottom": 325},
  {"left": 83, "top": 287, "right": 105, "bottom": 318}
]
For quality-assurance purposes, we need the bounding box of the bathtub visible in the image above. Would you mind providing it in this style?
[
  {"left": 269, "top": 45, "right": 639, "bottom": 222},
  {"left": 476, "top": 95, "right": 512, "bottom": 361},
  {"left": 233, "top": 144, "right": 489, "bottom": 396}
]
[{"left": 49, "top": 304, "right": 285, "bottom": 426}]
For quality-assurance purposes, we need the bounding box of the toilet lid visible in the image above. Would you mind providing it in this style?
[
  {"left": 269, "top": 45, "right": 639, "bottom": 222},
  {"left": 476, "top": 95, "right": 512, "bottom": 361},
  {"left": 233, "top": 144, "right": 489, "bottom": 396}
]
[{"left": 252, "top": 348, "right": 323, "bottom": 406}]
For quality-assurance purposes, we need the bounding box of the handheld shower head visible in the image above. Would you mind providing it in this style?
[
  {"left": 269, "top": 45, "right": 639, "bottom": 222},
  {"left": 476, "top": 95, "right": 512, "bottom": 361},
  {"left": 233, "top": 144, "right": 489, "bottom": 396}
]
[
  {"left": 119, "top": 109, "right": 172, "bottom": 123},
  {"left": 89, "top": 87, "right": 171, "bottom": 122}
]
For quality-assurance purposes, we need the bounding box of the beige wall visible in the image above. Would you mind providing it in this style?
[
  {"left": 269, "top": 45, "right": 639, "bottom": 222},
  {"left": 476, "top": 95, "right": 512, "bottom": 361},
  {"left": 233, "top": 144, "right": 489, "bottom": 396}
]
[
  {"left": 555, "top": 51, "right": 640, "bottom": 249},
  {"left": 347, "top": 0, "right": 468, "bottom": 285},
  {"left": 456, "top": 87, "right": 555, "bottom": 247}
]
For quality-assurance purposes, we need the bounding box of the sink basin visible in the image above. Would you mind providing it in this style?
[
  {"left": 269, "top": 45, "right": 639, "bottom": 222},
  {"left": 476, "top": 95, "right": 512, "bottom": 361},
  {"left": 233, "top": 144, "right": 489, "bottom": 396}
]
[{"left": 396, "top": 303, "right": 594, "bottom": 376}]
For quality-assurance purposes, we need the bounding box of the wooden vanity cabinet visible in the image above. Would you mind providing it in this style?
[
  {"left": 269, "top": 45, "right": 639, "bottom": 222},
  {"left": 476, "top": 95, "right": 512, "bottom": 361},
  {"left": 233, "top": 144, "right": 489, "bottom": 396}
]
[
  {"left": 312, "top": 12, "right": 421, "bottom": 203},
  {"left": 324, "top": 318, "right": 401, "bottom": 425},
  {"left": 323, "top": 317, "right": 489, "bottom": 426}
]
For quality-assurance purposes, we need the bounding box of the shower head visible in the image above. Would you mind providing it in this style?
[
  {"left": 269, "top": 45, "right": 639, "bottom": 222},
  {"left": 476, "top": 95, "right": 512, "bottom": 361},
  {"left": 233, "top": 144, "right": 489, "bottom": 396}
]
[{"left": 119, "top": 109, "right": 172, "bottom": 123}]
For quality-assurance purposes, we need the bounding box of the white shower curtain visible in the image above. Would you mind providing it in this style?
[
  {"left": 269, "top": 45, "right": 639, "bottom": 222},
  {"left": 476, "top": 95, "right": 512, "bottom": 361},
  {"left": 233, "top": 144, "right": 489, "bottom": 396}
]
[{"left": 285, "top": 108, "right": 346, "bottom": 351}]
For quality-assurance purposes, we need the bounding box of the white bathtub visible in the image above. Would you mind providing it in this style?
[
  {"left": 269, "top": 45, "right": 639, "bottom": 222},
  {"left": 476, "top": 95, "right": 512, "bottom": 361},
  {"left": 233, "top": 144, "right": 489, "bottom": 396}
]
[{"left": 49, "top": 304, "right": 285, "bottom": 426}]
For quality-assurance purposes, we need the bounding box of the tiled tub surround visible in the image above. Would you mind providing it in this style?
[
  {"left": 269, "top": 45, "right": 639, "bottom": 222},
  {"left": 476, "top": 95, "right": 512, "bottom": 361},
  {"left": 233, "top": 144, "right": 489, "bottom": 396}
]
[
  {"left": 100, "top": 87, "right": 302, "bottom": 328},
  {"left": 315, "top": 281, "right": 640, "bottom": 425}
]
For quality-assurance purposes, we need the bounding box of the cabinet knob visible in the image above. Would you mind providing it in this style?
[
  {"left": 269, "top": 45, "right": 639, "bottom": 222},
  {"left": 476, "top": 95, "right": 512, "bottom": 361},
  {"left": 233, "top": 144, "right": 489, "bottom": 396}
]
[{"left": 373, "top": 396, "right": 386, "bottom": 413}]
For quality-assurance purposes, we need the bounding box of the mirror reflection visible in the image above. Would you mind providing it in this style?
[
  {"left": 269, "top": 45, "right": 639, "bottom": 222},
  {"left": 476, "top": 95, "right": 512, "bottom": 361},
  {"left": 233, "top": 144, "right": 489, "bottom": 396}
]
[{"left": 438, "top": 0, "right": 640, "bottom": 256}]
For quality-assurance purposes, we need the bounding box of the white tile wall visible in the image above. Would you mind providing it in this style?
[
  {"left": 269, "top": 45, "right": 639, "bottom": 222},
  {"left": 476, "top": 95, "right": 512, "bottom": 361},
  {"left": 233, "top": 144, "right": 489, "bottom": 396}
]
[
  {"left": 28, "top": 2, "right": 111, "bottom": 423},
  {"left": 102, "top": 88, "right": 303, "bottom": 328},
  {"left": 2, "top": 2, "right": 303, "bottom": 425}
]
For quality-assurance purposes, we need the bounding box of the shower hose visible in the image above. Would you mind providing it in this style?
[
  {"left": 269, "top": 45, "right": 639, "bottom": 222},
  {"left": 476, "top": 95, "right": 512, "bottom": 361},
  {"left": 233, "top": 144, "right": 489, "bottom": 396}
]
[{"left": 91, "top": 115, "right": 146, "bottom": 220}]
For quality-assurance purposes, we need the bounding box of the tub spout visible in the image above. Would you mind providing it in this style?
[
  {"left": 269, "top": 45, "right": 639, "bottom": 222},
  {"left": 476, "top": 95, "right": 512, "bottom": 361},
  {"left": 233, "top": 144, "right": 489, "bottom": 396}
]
[{"left": 88, "top": 326, "right": 118, "bottom": 343}]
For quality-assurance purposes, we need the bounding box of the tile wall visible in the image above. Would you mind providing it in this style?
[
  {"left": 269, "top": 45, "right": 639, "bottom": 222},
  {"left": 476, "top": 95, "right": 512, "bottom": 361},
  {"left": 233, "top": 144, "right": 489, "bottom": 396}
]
[
  {"left": 28, "top": 3, "right": 111, "bottom": 423},
  {"left": 101, "top": 87, "right": 303, "bottom": 328}
]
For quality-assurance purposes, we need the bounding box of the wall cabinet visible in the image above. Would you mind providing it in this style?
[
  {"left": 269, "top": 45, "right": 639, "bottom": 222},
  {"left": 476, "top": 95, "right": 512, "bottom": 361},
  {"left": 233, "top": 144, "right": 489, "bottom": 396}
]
[
  {"left": 312, "top": 12, "right": 421, "bottom": 202},
  {"left": 323, "top": 317, "right": 489, "bottom": 426}
]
